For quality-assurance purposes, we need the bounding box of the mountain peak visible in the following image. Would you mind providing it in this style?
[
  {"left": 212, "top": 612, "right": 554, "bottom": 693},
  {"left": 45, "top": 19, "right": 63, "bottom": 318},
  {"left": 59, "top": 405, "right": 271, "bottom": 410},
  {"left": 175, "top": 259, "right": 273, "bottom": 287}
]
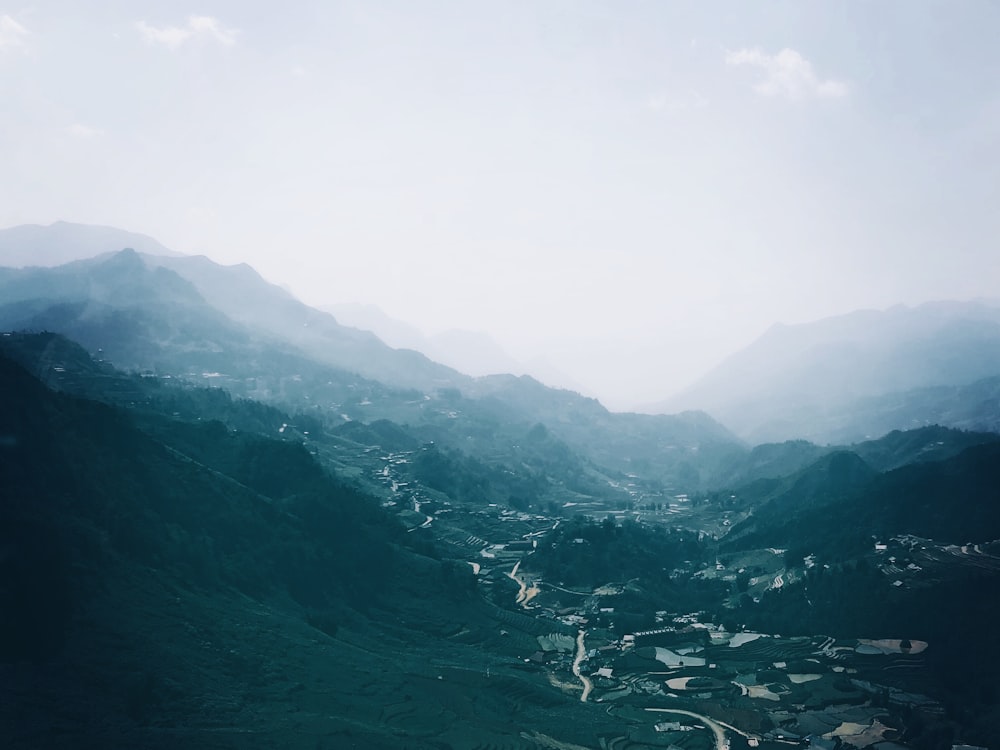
[
  {"left": 0, "top": 221, "right": 180, "bottom": 268},
  {"left": 104, "top": 246, "right": 143, "bottom": 265},
  {"left": 652, "top": 300, "right": 1000, "bottom": 443}
]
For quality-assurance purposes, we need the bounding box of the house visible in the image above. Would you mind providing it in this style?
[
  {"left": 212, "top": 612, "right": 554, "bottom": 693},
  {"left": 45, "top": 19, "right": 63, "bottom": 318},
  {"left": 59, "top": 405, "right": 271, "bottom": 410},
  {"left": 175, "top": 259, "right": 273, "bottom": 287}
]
[{"left": 654, "top": 721, "right": 691, "bottom": 732}]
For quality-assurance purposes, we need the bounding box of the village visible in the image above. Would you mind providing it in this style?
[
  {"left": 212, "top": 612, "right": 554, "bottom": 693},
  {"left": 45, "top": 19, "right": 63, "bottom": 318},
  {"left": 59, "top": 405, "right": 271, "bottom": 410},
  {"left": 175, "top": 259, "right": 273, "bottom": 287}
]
[
  {"left": 498, "top": 568, "right": 939, "bottom": 750},
  {"left": 366, "top": 448, "right": 979, "bottom": 750}
]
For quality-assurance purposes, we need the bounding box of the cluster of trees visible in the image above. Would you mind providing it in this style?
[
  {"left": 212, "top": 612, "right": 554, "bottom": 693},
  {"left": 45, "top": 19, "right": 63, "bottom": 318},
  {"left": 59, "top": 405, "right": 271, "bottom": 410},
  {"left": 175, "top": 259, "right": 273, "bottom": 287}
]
[
  {"left": 409, "top": 443, "right": 544, "bottom": 507},
  {"left": 406, "top": 426, "right": 626, "bottom": 511},
  {"left": 535, "top": 516, "right": 701, "bottom": 585}
]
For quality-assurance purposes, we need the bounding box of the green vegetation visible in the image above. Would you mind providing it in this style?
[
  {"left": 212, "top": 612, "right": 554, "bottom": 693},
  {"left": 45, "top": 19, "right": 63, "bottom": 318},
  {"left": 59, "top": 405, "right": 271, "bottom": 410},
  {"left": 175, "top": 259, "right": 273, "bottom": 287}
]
[
  {"left": 723, "top": 441, "right": 1000, "bottom": 559},
  {"left": 2, "top": 249, "right": 1000, "bottom": 749},
  {"left": 536, "top": 516, "right": 707, "bottom": 587},
  {"left": 0, "top": 347, "right": 637, "bottom": 748}
]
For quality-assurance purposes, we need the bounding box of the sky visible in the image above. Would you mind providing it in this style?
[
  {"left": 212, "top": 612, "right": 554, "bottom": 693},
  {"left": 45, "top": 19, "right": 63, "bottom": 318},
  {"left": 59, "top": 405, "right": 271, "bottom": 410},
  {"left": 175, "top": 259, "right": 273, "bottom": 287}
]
[{"left": 1, "top": 1, "right": 999, "bottom": 410}]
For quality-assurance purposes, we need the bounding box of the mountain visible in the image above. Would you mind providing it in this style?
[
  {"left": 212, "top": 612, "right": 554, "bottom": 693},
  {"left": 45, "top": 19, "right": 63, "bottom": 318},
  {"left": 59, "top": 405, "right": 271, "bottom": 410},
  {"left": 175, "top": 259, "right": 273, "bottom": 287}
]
[
  {"left": 144, "top": 253, "right": 470, "bottom": 394},
  {"left": 723, "top": 441, "right": 1000, "bottom": 742},
  {"left": 323, "top": 302, "right": 586, "bottom": 391},
  {"left": 706, "top": 424, "right": 1000, "bottom": 489},
  {"left": 321, "top": 301, "right": 431, "bottom": 352},
  {"left": 0, "top": 220, "right": 179, "bottom": 266},
  {"left": 722, "top": 437, "right": 1000, "bottom": 558},
  {"left": 427, "top": 328, "right": 526, "bottom": 378},
  {"left": 1, "top": 345, "right": 629, "bottom": 749},
  {"left": 832, "top": 373, "right": 1000, "bottom": 441},
  {"left": 650, "top": 301, "right": 1000, "bottom": 444},
  {"left": 3, "top": 329, "right": 997, "bottom": 745},
  {"left": 849, "top": 423, "right": 1000, "bottom": 471},
  {"left": 720, "top": 450, "right": 879, "bottom": 549},
  {"left": 464, "top": 372, "right": 743, "bottom": 484},
  {"left": 324, "top": 302, "right": 527, "bottom": 377},
  {"left": 0, "top": 245, "right": 472, "bottom": 404},
  {"left": 0, "top": 249, "right": 300, "bottom": 378},
  {"left": 0, "top": 236, "right": 742, "bottom": 489},
  {"left": 0, "top": 222, "right": 465, "bottom": 393}
]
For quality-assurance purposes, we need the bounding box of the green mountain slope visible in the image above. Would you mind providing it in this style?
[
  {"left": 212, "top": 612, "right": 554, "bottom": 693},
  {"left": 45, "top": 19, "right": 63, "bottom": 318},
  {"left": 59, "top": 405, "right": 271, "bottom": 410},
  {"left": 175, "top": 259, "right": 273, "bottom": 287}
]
[
  {"left": 707, "top": 424, "right": 1000, "bottom": 490},
  {"left": 0, "top": 249, "right": 743, "bottom": 491},
  {"left": 150, "top": 252, "right": 468, "bottom": 393},
  {"left": 0, "top": 349, "right": 627, "bottom": 749},
  {"left": 724, "top": 441, "right": 1000, "bottom": 558}
]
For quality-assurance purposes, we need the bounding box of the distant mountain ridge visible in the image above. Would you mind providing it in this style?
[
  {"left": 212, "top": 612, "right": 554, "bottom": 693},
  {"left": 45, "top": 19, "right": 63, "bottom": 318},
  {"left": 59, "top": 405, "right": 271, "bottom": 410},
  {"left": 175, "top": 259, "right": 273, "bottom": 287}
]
[
  {"left": 323, "top": 301, "right": 586, "bottom": 390},
  {"left": 0, "top": 223, "right": 742, "bottom": 489},
  {"left": 145, "top": 252, "right": 469, "bottom": 394},
  {"left": 0, "top": 222, "right": 574, "bottom": 394},
  {"left": 650, "top": 300, "right": 1000, "bottom": 443},
  {"left": 0, "top": 221, "right": 180, "bottom": 266}
]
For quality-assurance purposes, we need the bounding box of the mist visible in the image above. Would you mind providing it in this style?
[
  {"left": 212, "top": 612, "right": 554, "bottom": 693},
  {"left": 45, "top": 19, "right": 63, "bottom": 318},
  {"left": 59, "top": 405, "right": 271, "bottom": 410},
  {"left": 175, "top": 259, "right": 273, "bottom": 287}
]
[{"left": 2, "top": 2, "right": 999, "bottom": 409}]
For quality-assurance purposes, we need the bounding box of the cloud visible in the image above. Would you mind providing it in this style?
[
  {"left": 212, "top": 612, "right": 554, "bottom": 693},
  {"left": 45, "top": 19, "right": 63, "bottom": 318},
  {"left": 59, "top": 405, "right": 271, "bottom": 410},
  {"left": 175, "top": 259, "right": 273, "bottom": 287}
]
[
  {"left": 136, "top": 15, "right": 237, "bottom": 49},
  {"left": 66, "top": 123, "right": 104, "bottom": 139},
  {"left": 0, "top": 14, "right": 29, "bottom": 52},
  {"left": 725, "top": 47, "right": 848, "bottom": 100}
]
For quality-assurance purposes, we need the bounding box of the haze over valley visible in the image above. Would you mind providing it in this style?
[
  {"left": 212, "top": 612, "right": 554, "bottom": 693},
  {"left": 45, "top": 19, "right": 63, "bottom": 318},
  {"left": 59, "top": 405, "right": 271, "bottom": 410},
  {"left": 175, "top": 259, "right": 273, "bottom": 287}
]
[
  {"left": 2, "top": 3, "right": 999, "bottom": 749},
  {"left": 4, "top": 3, "right": 1000, "bottom": 409},
  {"left": 2, "top": 224, "right": 1000, "bottom": 749},
  {"left": 4, "top": 221, "right": 1000, "bottom": 445}
]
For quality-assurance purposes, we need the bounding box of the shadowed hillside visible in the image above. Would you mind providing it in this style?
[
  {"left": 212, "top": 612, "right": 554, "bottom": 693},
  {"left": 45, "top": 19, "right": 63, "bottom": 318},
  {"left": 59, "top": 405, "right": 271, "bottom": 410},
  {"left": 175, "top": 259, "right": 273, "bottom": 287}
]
[{"left": 0, "top": 348, "right": 626, "bottom": 749}]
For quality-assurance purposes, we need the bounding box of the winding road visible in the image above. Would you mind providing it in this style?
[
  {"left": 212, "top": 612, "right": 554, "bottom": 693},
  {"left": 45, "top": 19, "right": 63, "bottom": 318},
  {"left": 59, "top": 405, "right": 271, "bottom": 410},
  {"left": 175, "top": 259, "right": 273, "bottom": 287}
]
[
  {"left": 408, "top": 498, "right": 433, "bottom": 532},
  {"left": 645, "top": 708, "right": 728, "bottom": 750},
  {"left": 507, "top": 561, "right": 540, "bottom": 606},
  {"left": 508, "top": 561, "right": 528, "bottom": 604},
  {"left": 572, "top": 629, "right": 593, "bottom": 702}
]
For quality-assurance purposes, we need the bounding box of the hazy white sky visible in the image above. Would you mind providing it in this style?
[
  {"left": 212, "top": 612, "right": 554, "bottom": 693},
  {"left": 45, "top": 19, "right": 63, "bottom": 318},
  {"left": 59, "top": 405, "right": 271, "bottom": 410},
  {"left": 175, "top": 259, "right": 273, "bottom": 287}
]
[{"left": 2, "top": 1, "right": 998, "bottom": 409}]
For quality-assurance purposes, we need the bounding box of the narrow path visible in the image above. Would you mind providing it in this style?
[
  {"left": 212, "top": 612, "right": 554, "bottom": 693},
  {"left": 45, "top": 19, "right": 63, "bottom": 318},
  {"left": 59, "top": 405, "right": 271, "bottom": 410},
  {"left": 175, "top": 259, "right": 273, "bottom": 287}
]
[
  {"left": 407, "top": 498, "right": 433, "bottom": 531},
  {"left": 645, "top": 708, "right": 727, "bottom": 750},
  {"left": 508, "top": 561, "right": 528, "bottom": 604},
  {"left": 507, "top": 560, "right": 541, "bottom": 606},
  {"left": 572, "top": 629, "right": 592, "bottom": 702}
]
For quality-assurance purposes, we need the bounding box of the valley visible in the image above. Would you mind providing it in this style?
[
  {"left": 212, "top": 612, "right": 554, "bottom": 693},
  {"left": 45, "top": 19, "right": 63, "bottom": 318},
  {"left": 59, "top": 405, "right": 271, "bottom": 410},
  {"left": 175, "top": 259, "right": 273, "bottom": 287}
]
[
  {"left": 0, "top": 240, "right": 998, "bottom": 749},
  {"left": 3, "top": 0, "right": 999, "bottom": 739},
  {"left": 376, "top": 482, "right": 983, "bottom": 750}
]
